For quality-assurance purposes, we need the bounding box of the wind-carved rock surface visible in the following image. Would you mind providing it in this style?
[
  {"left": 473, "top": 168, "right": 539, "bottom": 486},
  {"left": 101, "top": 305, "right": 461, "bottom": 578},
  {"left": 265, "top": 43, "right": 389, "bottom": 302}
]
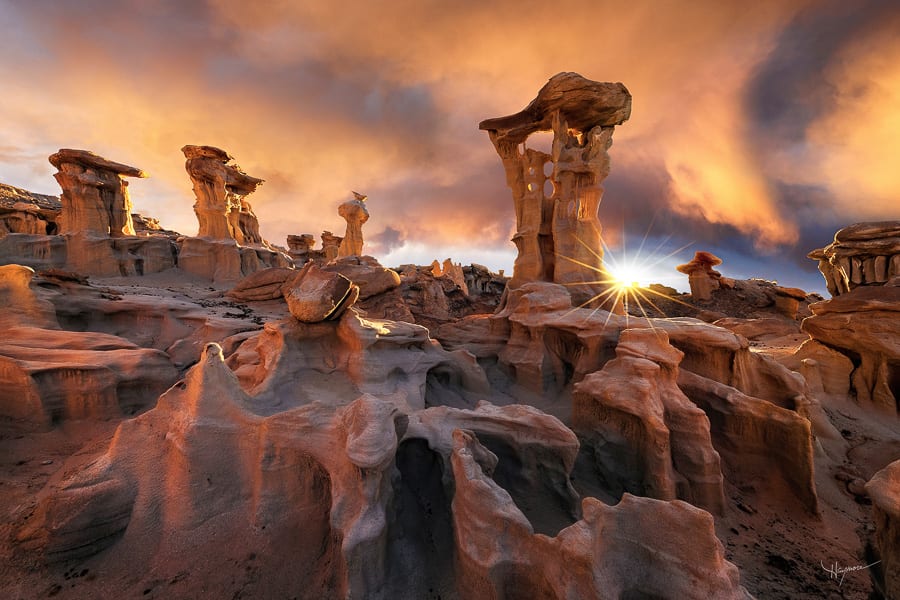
[
  {"left": 809, "top": 221, "right": 900, "bottom": 296},
  {"left": 337, "top": 191, "right": 369, "bottom": 258},
  {"left": 49, "top": 149, "right": 145, "bottom": 238},
  {"left": 181, "top": 145, "right": 264, "bottom": 242},
  {"left": 866, "top": 459, "right": 900, "bottom": 599},
  {"left": 803, "top": 221, "right": 900, "bottom": 415},
  {"left": 0, "top": 183, "right": 60, "bottom": 236},
  {"left": 677, "top": 251, "right": 724, "bottom": 301},
  {"left": 480, "top": 72, "right": 631, "bottom": 305},
  {"left": 573, "top": 328, "right": 726, "bottom": 514},
  {"left": 0, "top": 265, "right": 177, "bottom": 427},
  {"left": 179, "top": 145, "right": 291, "bottom": 282}
]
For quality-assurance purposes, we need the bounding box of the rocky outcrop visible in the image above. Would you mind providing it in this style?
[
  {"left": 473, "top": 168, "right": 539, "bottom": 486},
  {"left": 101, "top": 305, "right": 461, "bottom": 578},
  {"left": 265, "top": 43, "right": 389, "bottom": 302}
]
[
  {"left": 443, "top": 281, "right": 819, "bottom": 513},
  {"left": 337, "top": 192, "right": 369, "bottom": 258},
  {"left": 0, "top": 265, "right": 177, "bottom": 427},
  {"left": 287, "top": 233, "right": 316, "bottom": 265},
  {"left": 676, "top": 251, "right": 723, "bottom": 301},
  {"left": 49, "top": 149, "right": 145, "bottom": 238},
  {"left": 177, "top": 145, "right": 292, "bottom": 283},
  {"left": 20, "top": 336, "right": 746, "bottom": 598},
  {"left": 480, "top": 72, "right": 631, "bottom": 305},
  {"left": 322, "top": 230, "right": 342, "bottom": 262},
  {"left": 866, "top": 459, "right": 900, "bottom": 599},
  {"left": 573, "top": 329, "right": 725, "bottom": 514},
  {"left": 802, "top": 284, "right": 900, "bottom": 414},
  {"left": 284, "top": 263, "right": 359, "bottom": 323},
  {"left": 322, "top": 256, "right": 401, "bottom": 300},
  {"left": 450, "top": 430, "right": 745, "bottom": 599},
  {"left": 0, "top": 182, "right": 60, "bottom": 236},
  {"left": 809, "top": 221, "right": 900, "bottom": 296},
  {"left": 182, "top": 145, "right": 264, "bottom": 242}
]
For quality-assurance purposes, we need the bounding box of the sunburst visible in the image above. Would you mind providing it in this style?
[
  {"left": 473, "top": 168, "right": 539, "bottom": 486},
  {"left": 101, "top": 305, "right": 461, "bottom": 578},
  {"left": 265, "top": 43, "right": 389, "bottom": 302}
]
[{"left": 555, "top": 220, "right": 695, "bottom": 329}]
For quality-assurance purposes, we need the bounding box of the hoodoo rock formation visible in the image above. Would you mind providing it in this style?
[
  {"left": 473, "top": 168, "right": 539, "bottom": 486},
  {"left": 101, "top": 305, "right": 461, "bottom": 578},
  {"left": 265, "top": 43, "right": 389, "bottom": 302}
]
[
  {"left": 480, "top": 72, "right": 630, "bottom": 305},
  {"left": 337, "top": 191, "right": 369, "bottom": 258},
  {"left": 2, "top": 79, "right": 898, "bottom": 600},
  {"left": 677, "top": 251, "right": 724, "bottom": 301},
  {"left": 179, "top": 145, "right": 291, "bottom": 282},
  {"left": 49, "top": 149, "right": 145, "bottom": 238},
  {"left": 803, "top": 221, "right": 900, "bottom": 415},
  {"left": 181, "top": 145, "right": 264, "bottom": 243},
  {"left": 809, "top": 221, "right": 900, "bottom": 296}
]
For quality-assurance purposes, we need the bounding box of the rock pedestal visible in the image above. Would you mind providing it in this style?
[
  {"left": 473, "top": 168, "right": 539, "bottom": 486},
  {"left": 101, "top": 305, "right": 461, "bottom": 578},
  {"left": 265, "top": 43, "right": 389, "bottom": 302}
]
[
  {"left": 181, "top": 145, "right": 264, "bottom": 242},
  {"left": 49, "top": 149, "right": 146, "bottom": 237},
  {"left": 479, "top": 72, "right": 631, "bottom": 305},
  {"left": 676, "top": 251, "right": 723, "bottom": 301},
  {"left": 337, "top": 192, "right": 369, "bottom": 258}
]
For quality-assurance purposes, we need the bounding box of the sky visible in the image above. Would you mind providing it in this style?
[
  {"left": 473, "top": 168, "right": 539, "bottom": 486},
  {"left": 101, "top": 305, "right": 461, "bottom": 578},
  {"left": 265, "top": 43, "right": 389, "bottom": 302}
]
[{"left": 1, "top": 0, "right": 899, "bottom": 294}]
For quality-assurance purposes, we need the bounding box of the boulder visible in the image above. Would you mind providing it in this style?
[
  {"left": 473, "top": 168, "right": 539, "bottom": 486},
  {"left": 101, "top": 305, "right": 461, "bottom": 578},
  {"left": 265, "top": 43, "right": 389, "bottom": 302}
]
[{"left": 283, "top": 263, "right": 359, "bottom": 323}]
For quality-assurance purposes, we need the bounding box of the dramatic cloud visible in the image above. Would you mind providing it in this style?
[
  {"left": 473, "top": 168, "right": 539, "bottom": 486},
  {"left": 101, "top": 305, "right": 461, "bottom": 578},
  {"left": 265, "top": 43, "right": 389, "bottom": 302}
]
[{"left": 1, "top": 0, "right": 897, "bottom": 292}]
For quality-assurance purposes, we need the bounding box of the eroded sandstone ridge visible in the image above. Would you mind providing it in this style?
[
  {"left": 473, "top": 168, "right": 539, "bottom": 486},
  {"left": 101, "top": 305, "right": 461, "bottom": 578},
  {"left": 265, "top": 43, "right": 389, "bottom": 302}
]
[
  {"left": 49, "top": 149, "right": 145, "bottom": 238},
  {"left": 480, "top": 72, "right": 631, "bottom": 304}
]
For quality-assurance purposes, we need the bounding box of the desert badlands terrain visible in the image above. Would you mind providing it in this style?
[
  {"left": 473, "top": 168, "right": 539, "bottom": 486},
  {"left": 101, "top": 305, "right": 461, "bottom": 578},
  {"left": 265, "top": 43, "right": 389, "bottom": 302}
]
[{"left": 0, "top": 73, "right": 898, "bottom": 599}]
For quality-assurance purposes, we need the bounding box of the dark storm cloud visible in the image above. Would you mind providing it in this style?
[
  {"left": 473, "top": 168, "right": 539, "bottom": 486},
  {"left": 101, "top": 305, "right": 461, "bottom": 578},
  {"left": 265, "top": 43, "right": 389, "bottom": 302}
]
[{"left": 368, "top": 226, "right": 407, "bottom": 255}]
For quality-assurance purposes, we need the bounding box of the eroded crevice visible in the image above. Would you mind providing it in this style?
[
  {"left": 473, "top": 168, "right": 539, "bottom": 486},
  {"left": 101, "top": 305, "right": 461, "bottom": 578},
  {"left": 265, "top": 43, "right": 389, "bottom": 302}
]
[
  {"left": 476, "top": 433, "right": 579, "bottom": 536},
  {"left": 384, "top": 439, "right": 456, "bottom": 600}
]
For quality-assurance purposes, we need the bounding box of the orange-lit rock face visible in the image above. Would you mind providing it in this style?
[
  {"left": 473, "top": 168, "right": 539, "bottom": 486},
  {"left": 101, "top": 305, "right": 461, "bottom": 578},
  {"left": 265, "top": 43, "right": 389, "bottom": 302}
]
[
  {"left": 676, "top": 250, "right": 724, "bottom": 301},
  {"left": 337, "top": 192, "right": 369, "bottom": 258},
  {"left": 480, "top": 72, "right": 631, "bottom": 304},
  {"left": 181, "top": 144, "right": 264, "bottom": 243},
  {"left": 808, "top": 220, "right": 900, "bottom": 296},
  {"left": 49, "top": 149, "right": 146, "bottom": 238}
]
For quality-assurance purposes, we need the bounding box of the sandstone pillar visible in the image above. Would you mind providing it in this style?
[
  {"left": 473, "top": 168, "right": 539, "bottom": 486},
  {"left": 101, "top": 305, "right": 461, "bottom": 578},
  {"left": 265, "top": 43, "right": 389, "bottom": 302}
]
[
  {"left": 337, "top": 191, "right": 369, "bottom": 258},
  {"left": 479, "top": 72, "right": 631, "bottom": 305},
  {"left": 181, "top": 145, "right": 264, "bottom": 242},
  {"left": 49, "top": 149, "right": 146, "bottom": 237}
]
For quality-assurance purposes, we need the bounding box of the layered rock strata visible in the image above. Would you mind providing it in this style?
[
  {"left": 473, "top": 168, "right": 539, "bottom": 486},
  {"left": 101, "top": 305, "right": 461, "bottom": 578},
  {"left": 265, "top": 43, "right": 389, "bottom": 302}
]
[
  {"left": 0, "top": 265, "right": 177, "bottom": 427},
  {"left": 809, "top": 221, "right": 900, "bottom": 296},
  {"left": 49, "top": 149, "right": 145, "bottom": 238}
]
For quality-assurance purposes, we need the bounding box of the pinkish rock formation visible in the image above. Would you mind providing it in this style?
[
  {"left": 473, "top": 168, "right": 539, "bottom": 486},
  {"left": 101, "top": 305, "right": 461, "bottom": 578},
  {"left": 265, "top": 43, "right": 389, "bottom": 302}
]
[
  {"left": 49, "top": 149, "right": 145, "bottom": 238},
  {"left": 573, "top": 329, "right": 725, "bottom": 514},
  {"left": 0, "top": 265, "right": 177, "bottom": 427},
  {"left": 321, "top": 230, "right": 342, "bottom": 262},
  {"left": 181, "top": 145, "right": 264, "bottom": 242},
  {"left": 677, "top": 251, "right": 723, "bottom": 301},
  {"left": 322, "top": 255, "right": 400, "bottom": 300},
  {"left": 480, "top": 72, "right": 631, "bottom": 305},
  {"left": 809, "top": 221, "right": 900, "bottom": 296},
  {"left": 802, "top": 284, "right": 900, "bottom": 414},
  {"left": 287, "top": 233, "right": 316, "bottom": 265},
  {"left": 866, "top": 459, "right": 900, "bottom": 599},
  {"left": 337, "top": 191, "right": 369, "bottom": 258},
  {"left": 449, "top": 429, "right": 745, "bottom": 599},
  {"left": 283, "top": 263, "right": 359, "bottom": 323},
  {"left": 0, "top": 183, "right": 60, "bottom": 236}
]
